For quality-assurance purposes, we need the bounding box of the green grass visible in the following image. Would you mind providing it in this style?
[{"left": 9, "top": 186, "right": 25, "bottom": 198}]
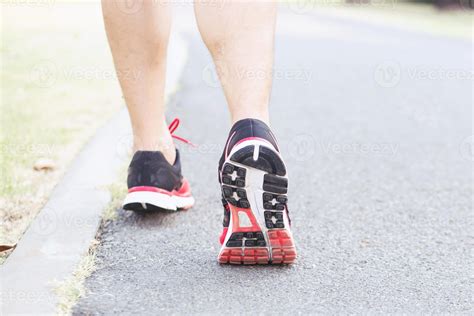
[
  {"left": 101, "top": 166, "right": 128, "bottom": 221},
  {"left": 1, "top": 3, "right": 123, "bottom": 250}
]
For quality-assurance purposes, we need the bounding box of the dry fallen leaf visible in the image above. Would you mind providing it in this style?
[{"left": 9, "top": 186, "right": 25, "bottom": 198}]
[
  {"left": 0, "top": 244, "right": 16, "bottom": 252},
  {"left": 33, "top": 158, "right": 56, "bottom": 171}
]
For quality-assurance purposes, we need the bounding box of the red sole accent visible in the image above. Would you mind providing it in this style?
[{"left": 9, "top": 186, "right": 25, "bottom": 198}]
[
  {"left": 230, "top": 205, "right": 261, "bottom": 232},
  {"left": 218, "top": 205, "right": 297, "bottom": 265},
  {"left": 218, "top": 248, "right": 270, "bottom": 265},
  {"left": 268, "top": 229, "right": 297, "bottom": 264}
]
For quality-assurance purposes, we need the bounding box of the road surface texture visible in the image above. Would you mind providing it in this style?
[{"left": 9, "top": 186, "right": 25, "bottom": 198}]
[{"left": 74, "top": 8, "right": 472, "bottom": 315}]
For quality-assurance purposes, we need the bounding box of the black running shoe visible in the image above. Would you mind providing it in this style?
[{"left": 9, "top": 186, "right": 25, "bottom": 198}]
[
  {"left": 123, "top": 118, "right": 195, "bottom": 212},
  {"left": 217, "top": 118, "right": 296, "bottom": 264},
  {"left": 122, "top": 150, "right": 194, "bottom": 211}
]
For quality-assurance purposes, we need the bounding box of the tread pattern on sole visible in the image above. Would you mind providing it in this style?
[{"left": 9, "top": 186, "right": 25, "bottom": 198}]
[
  {"left": 230, "top": 145, "right": 286, "bottom": 176},
  {"left": 263, "top": 174, "right": 288, "bottom": 194},
  {"left": 221, "top": 184, "right": 250, "bottom": 209},
  {"left": 225, "top": 231, "right": 267, "bottom": 248},
  {"left": 218, "top": 248, "right": 270, "bottom": 265},
  {"left": 221, "top": 163, "right": 246, "bottom": 188},
  {"left": 219, "top": 144, "right": 296, "bottom": 265},
  {"left": 268, "top": 230, "right": 296, "bottom": 264},
  {"left": 263, "top": 192, "right": 287, "bottom": 211},
  {"left": 264, "top": 211, "right": 285, "bottom": 229},
  {"left": 262, "top": 192, "right": 287, "bottom": 229},
  {"left": 218, "top": 229, "right": 296, "bottom": 264}
]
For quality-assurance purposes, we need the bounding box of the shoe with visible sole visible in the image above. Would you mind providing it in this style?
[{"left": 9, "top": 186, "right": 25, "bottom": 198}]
[
  {"left": 123, "top": 149, "right": 194, "bottom": 212},
  {"left": 217, "top": 119, "right": 296, "bottom": 264}
]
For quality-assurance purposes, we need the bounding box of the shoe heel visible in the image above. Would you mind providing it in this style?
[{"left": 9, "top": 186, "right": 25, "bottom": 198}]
[
  {"left": 219, "top": 141, "right": 297, "bottom": 264},
  {"left": 218, "top": 206, "right": 270, "bottom": 265},
  {"left": 267, "top": 230, "right": 297, "bottom": 264},
  {"left": 218, "top": 247, "right": 270, "bottom": 265}
]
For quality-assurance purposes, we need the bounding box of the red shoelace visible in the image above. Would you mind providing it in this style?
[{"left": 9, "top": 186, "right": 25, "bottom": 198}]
[{"left": 168, "top": 118, "right": 196, "bottom": 147}]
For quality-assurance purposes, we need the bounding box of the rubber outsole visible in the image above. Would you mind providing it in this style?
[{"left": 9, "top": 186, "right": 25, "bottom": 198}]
[
  {"left": 123, "top": 202, "right": 178, "bottom": 212},
  {"left": 218, "top": 142, "right": 297, "bottom": 265},
  {"left": 123, "top": 202, "right": 193, "bottom": 212},
  {"left": 122, "top": 190, "right": 194, "bottom": 212}
]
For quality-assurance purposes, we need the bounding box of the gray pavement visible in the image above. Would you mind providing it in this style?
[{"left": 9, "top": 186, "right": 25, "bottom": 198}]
[{"left": 74, "top": 9, "right": 472, "bottom": 315}]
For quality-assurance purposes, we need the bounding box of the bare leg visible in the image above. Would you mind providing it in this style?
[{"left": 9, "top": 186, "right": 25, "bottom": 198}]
[
  {"left": 194, "top": 0, "right": 277, "bottom": 124},
  {"left": 102, "top": 0, "right": 175, "bottom": 163}
]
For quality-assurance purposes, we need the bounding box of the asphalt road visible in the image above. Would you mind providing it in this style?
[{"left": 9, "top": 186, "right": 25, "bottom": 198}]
[{"left": 74, "top": 9, "right": 472, "bottom": 315}]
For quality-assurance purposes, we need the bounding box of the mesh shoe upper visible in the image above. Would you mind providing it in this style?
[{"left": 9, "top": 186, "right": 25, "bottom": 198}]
[{"left": 127, "top": 149, "right": 183, "bottom": 192}]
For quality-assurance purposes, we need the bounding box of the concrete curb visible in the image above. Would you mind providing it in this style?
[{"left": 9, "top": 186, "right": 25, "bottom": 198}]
[{"left": 0, "top": 33, "right": 188, "bottom": 315}]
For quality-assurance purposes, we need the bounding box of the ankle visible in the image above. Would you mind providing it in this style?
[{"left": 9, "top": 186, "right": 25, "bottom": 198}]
[
  {"left": 133, "top": 135, "right": 176, "bottom": 164},
  {"left": 231, "top": 112, "right": 270, "bottom": 126}
]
